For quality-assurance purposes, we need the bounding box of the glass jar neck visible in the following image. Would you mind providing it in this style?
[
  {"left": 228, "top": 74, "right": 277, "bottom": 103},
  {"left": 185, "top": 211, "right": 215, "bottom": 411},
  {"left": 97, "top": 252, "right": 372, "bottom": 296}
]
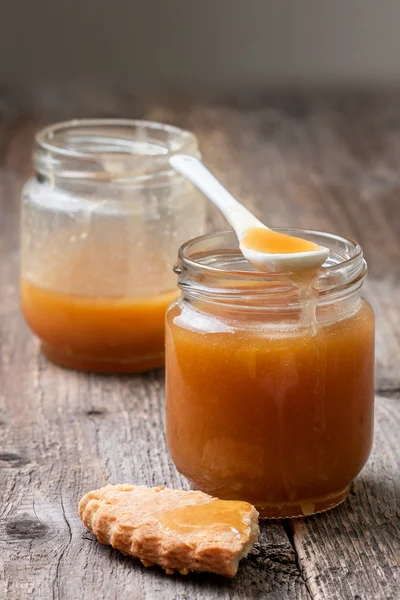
[
  {"left": 34, "top": 119, "right": 200, "bottom": 188},
  {"left": 175, "top": 230, "right": 367, "bottom": 316}
]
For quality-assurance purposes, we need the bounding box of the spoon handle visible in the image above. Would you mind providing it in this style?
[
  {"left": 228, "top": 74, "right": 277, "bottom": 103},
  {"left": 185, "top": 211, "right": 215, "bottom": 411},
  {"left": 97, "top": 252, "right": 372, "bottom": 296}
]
[{"left": 169, "top": 155, "right": 263, "bottom": 237}]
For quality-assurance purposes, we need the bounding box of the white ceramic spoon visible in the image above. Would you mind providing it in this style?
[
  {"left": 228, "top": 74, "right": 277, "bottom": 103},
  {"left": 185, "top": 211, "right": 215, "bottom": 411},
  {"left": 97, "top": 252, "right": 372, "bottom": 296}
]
[{"left": 169, "top": 154, "right": 329, "bottom": 273}]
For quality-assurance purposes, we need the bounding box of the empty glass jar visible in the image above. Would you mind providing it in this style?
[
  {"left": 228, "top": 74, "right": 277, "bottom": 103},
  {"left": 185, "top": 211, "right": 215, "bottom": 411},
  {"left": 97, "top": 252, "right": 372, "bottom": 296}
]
[{"left": 20, "top": 119, "right": 206, "bottom": 372}]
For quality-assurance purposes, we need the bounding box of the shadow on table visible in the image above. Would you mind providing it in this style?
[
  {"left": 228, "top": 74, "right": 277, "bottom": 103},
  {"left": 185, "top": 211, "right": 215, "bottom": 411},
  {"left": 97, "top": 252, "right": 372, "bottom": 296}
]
[
  {"left": 88, "top": 519, "right": 304, "bottom": 600},
  {"left": 300, "top": 472, "right": 400, "bottom": 544},
  {"left": 83, "top": 473, "right": 399, "bottom": 599}
]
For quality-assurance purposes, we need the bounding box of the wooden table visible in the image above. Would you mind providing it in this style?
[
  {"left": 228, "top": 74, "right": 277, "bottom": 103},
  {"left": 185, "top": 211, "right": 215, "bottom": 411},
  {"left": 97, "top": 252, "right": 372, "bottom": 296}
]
[{"left": 1, "top": 91, "right": 399, "bottom": 600}]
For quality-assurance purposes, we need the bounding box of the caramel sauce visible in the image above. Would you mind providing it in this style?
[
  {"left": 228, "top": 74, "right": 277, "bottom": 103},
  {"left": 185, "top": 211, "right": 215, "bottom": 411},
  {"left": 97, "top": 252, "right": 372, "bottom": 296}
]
[
  {"left": 158, "top": 499, "right": 251, "bottom": 538},
  {"left": 241, "top": 228, "right": 321, "bottom": 254},
  {"left": 166, "top": 231, "right": 374, "bottom": 518},
  {"left": 166, "top": 299, "right": 375, "bottom": 518},
  {"left": 20, "top": 279, "right": 178, "bottom": 373}
]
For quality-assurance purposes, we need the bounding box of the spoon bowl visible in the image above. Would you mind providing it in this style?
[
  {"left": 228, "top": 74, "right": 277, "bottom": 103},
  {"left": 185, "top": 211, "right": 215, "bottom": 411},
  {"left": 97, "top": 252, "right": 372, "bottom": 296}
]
[
  {"left": 241, "top": 243, "right": 329, "bottom": 273},
  {"left": 169, "top": 154, "right": 329, "bottom": 273}
]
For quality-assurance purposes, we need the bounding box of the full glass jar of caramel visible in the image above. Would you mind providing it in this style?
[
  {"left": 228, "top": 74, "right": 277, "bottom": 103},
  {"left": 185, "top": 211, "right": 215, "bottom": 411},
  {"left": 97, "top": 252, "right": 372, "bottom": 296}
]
[
  {"left": 20, "top": 119, "right": 206, "bottom": 373},
  {"left": 166, "top": 230, "right": 375, "bottom": 518}
]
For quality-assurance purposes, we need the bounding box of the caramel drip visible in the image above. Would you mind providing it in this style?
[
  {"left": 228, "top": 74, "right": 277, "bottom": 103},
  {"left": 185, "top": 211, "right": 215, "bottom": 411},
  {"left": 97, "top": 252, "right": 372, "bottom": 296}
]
[{"left": 158, "top": 499, "right": 251, "bottom": 538}]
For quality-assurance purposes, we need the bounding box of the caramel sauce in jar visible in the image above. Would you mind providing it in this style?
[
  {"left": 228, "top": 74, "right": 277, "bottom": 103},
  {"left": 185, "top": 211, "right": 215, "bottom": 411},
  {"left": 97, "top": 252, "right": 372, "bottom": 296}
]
[
  {"left": 21, "top": 279, "right": 178, "bottom": 373},
  {"left": 20, "top": 119, "right": 206, "bottom": 372},
  {"left": 165, "top": 230, "right": 375, "bottom": 518}
]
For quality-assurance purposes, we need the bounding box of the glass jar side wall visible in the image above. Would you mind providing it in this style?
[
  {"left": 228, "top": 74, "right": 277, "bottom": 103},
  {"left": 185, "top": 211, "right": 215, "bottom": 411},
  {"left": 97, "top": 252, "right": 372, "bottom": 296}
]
[
  {"left": 165, "top": 230, "right": 375, "bottom": 517},
  {"left": 20, "top": 119, "right": 206, "bottom": 373}
]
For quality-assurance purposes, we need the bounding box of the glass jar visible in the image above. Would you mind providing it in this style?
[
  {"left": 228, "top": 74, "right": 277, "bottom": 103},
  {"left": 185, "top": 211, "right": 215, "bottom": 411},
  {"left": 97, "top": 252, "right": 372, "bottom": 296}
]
[
  {"left": 20, "top": 119, "right": 206, "bottom": 372},
  {"left": 166, "top": 230, "right": 375, "bottom": 518}
]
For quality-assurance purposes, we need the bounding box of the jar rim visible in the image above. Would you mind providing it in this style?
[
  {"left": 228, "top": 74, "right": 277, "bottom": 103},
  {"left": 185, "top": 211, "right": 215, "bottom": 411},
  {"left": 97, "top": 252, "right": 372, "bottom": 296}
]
[
  {"left": 177, "top": 229, "right": 367, "bottom": 303},
  {"left": 34, "top": 118, "right": 200, "bottom": 182}
]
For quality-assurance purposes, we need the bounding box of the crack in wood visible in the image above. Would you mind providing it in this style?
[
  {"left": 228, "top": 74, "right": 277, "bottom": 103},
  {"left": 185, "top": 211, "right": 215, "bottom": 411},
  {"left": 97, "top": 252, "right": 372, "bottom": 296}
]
[
  {"left": 375, "top": 387, "right": 400, "bottom": 398},
  {"left": 5, "top": 516, "right": 49, "bottom": 539},
  {"left": 284, "top": 520, "right": 314, "bottom": 600},
  {"left": 0, "top": 452, "right": 30, "bottom": 467},
  {"left": 53, "top": 493, "right": 73, "bottom": 600}
]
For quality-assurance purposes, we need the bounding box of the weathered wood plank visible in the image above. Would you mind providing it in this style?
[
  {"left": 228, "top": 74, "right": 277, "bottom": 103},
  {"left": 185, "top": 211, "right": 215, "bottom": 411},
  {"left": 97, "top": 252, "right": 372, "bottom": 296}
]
[
  {"left": 0, "top": 260, "right": 308, "bottom": 600},
  {"left": 0, "top": 110, "right": 307, "bottom": 600},
  {"left": 1, "top": 91, "right": 400, "bottom": 600},
  {"left": 290, "top": 396, "right": 400, "bottom": 600}
]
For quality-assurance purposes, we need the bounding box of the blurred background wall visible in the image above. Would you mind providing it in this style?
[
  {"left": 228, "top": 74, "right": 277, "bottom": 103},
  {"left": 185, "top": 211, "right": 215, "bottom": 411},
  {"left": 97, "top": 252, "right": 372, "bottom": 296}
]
[{"left": 1, "top": 0, "right": 400, "bottom": 95}]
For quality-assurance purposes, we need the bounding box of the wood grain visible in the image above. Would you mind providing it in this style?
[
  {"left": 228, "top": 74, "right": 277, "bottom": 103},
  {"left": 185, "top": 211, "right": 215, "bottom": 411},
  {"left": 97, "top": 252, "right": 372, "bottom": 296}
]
[
  {"left": 1, "top": 90, "right": 400, "bottom": 599},
  {"left": 290, "top": 396, "right": 400, "bottom": 600}
]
